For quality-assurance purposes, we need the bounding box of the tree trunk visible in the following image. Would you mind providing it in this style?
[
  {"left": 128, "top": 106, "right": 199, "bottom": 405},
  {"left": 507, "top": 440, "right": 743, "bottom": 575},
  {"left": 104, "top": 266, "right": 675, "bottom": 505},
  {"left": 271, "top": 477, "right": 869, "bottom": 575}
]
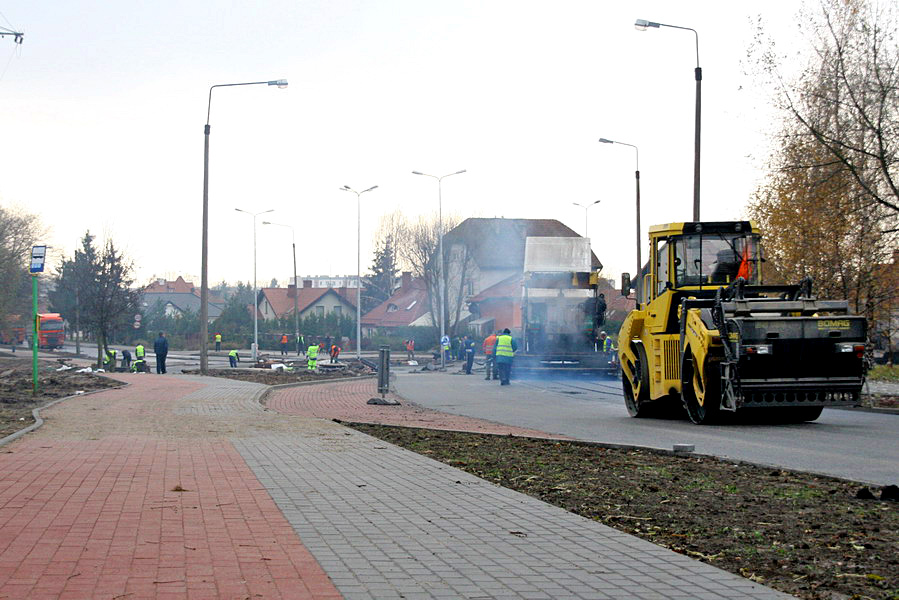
[{"left": 74, "top": 287, "right": 81, "bottom": 356}]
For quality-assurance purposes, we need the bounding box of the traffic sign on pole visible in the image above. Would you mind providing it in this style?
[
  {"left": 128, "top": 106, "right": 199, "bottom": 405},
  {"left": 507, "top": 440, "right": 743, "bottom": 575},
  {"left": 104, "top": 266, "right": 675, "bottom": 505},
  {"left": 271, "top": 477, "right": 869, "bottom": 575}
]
[{"left": 30, "top": 245, "right": 47, "bottom": 273}]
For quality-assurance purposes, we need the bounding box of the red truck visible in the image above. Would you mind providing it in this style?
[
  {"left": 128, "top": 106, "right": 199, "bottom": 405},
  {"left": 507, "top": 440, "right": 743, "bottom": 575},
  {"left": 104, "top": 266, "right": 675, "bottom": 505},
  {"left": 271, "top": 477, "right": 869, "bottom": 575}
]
[{"left": 37, "top": 313, "right": 66, "bottom": 349}]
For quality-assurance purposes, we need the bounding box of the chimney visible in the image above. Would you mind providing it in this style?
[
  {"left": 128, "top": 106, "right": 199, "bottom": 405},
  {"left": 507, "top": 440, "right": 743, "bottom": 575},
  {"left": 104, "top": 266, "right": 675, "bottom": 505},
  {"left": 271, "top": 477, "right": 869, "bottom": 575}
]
[
  {"left": 401, "top": 271, "right": 412, "bottom": 290},
  {"left": 303, "top": 279, "right": 313, "bottom": 288},
  {"left": 288, "top": 284, "right": 296, "bottom": 298}
]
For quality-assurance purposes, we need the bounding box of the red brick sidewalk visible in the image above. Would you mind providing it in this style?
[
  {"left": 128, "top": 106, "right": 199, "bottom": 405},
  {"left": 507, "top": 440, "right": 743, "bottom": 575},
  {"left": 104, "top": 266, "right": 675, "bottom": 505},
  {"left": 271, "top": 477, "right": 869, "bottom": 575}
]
[
  {"left": 0, "top": 376, "right": 341, "bottom": 600},
  {"left": 266, "top": 379, "right": 568, "bottom": 438}
]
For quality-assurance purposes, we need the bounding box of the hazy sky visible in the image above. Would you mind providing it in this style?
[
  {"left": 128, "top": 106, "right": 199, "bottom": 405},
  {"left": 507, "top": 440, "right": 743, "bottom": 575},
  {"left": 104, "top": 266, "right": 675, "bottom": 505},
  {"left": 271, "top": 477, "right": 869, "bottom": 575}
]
[{"left": 1, "top": 1, "right": 800, "bottom": 288}]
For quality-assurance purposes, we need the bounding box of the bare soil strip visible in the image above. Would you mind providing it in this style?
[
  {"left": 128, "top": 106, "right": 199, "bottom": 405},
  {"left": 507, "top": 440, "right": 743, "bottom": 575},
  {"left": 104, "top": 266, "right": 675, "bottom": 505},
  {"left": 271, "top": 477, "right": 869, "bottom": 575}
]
[
  {"left": 0, "top": 357, "right": 119, "bottom": 438},
  {"left": 351, "top": 424, "right": 898, "bottom": 600}
]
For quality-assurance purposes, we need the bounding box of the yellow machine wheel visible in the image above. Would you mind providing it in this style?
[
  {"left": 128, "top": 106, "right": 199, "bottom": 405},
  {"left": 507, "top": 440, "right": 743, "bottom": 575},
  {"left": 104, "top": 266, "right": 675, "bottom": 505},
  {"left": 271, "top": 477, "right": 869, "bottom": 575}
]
[
  {"left": 622, "top": 342, "right": 651, "bottom": 417},
  {"left": 681, "top": 350, "right": 720, "bottom": 424}
]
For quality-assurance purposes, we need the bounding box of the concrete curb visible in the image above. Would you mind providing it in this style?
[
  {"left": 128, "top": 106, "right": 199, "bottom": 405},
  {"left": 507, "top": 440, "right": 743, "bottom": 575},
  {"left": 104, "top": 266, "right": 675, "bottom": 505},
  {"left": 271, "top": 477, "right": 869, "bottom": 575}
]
[
  {"left": 0, "top": 379, "right": 128, "bottom": 448},
  {"left": 339, "top": 420, "right": 894, "bottom": 488},
  {"left": 256, "top": 374, "right": 379, "bottom": 407}
]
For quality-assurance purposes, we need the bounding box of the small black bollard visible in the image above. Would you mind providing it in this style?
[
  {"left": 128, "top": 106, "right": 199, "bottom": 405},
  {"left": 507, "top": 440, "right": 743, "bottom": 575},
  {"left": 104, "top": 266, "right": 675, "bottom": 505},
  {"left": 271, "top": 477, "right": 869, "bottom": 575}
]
[{"left": 377, "top": 345, "right": 390, "bottom": 397}]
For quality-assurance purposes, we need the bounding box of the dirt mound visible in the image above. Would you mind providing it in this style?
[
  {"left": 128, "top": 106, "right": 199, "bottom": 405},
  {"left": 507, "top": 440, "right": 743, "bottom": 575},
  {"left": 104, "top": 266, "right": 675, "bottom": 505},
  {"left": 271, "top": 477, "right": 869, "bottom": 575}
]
[{"left": 184, "top": 361, "right": 374, "bottom": 385}]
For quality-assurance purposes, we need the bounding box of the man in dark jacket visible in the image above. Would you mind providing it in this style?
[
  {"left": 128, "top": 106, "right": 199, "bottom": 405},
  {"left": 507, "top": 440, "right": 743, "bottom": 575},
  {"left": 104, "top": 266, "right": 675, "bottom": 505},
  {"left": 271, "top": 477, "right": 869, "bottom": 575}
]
[
  {"left": 154, "top": 331, "right": 169, "bottom": 374},
  {"left": 462, "top": 335, "right": 476, "bottom": 374}
]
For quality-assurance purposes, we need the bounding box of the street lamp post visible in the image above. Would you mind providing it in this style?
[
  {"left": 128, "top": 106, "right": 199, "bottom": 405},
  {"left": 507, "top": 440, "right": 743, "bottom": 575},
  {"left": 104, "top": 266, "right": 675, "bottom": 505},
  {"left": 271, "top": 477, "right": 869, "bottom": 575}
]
[
  {"left": 411, "top": 169, "right": 466, "bottom": 370},
  {"left": 235, "top": 208, "right": 274, "bottom": 363},
  {"left": 340, "top": 185, "right": 379, "bottom": 360},
  {"left": 571, "top": 200, "right": 601, "bottom": 238},
  {"left": 199, "top": 78, "right": 287, "bottom": 374},
  {"left": 262, "top": 221, "right": 300, "bottom": 355},
  {"left": 635, "top": 18, "right": 701, "bottom": 221},
  {"left": 599, "top": 138, "right": 642, "bottom": 284}
]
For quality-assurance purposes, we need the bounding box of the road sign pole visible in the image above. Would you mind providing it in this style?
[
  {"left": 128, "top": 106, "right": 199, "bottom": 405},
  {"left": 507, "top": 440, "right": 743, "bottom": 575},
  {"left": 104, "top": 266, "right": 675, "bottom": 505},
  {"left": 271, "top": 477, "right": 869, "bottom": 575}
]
[
  {"left": 32, "top": 274, "right": 38, "bottom": 395},
  {"left": 29, "top": 245, "right": 47, "bottom": 396}
]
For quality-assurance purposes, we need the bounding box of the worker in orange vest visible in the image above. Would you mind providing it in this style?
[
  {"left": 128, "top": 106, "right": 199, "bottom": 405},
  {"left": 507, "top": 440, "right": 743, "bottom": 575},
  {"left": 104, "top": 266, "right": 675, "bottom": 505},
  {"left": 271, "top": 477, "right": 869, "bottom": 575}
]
[
  {"left": 330, "top": 343, "right": 341, "bottom": 363},
  {"left": 280, "top": 333, "right": 289, "bottom": 356},
  {"left": 482, "top": 331, "right": 498, "bottom": 380}
]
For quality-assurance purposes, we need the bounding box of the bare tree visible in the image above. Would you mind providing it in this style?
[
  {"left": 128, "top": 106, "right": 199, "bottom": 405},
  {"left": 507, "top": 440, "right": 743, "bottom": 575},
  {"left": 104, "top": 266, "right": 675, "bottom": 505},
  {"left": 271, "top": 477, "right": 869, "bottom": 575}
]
[
  {"left": 748, "top": 0, "right": 899, "bottom": 339},
  {"left": 390, "top": 213, "right": 476, "bottom": 338},
  {"left": 753, "top": 0, "right": 899, "bottom": 215},
  {"left": 0, "top": 204, "right": 43, "bottom": 331}
]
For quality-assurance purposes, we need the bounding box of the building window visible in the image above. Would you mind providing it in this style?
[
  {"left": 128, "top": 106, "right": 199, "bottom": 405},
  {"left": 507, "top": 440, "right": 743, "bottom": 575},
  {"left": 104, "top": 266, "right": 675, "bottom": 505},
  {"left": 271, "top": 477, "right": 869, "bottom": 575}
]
[
  {"left": 316, "top": 306, "right": 325, "bottom": 316},
  {"left": 334, "top": 306, "right": 342, "bottom": 316},
  {"left": 387, "top": 303, "right": 398, "bottom": 313}
]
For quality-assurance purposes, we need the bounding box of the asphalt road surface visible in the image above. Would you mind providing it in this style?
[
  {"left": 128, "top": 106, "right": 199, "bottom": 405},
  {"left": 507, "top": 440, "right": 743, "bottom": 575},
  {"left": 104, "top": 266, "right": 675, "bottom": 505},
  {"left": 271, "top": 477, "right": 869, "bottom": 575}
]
[{"left": 393, "top": 368, "right": 898, "bottom": 487}]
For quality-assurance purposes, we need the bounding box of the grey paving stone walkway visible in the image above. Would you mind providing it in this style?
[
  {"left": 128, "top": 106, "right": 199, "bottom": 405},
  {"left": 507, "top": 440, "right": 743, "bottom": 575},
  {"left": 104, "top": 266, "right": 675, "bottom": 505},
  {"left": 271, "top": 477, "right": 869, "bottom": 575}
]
[{"left": 235, "top": 423, "right": 791, "bottom": 600}]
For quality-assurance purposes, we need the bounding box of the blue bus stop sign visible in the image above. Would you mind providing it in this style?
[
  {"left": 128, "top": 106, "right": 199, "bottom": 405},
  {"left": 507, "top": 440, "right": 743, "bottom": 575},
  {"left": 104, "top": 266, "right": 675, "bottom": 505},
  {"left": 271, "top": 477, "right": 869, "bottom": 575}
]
[{"left": 30, "top": 245, "right": 47, "bottom": 274}]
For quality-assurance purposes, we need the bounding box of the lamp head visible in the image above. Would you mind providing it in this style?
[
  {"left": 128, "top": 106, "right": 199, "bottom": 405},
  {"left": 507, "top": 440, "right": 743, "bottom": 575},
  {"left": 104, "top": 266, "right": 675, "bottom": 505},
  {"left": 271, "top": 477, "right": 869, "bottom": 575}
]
[
  {"left": 268, "top": 79, "right": 289, "bottom": 88},
  {"left": 412, "top": 171, "right": 424, "bottom": 175},
  {"left": 634, "top": 18, "right": 659, "bottom": 31},
  {"left": 262, "top": 221, "right": 272, "bottom": 225},
  {"left": 454, "top": 169, "right": 467, "bottom": 175},
  {"left": 599, "top": 138, "right": 614, "bottom": 144},
  {"left": 363, "top": 185, "right": 379, "bottom": 193}
]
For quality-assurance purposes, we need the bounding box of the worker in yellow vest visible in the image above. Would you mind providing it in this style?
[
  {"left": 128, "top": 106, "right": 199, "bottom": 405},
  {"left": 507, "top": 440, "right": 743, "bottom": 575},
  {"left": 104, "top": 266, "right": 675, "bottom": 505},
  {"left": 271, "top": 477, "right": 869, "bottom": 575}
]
[
  {"left": 492, "top": 328, "right": 518, "bottom": 386},
  {"left": 132, "top": 343, "right": 146, "bottom": 372},
  {"left": 103, "top": 348, "right": 117, "bottom": 372},
  {"left": 229, "top": 349, "right": 240, "bottom": 368},
  {"left": 215, "top": 333, "right": 222, "bottom": 352},
  {"left": 307, "top": 342, "right": 319, "bottom": 371},
  {"left": 599, "top": 331, "right": 614, "bottom": 352}
]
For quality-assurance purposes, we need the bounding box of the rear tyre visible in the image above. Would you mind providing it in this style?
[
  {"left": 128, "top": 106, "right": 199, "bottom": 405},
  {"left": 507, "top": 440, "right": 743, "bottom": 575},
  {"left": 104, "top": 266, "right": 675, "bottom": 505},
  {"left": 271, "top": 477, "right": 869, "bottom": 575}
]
[
  {"left": 682, "top": 350, "right": 720, "bottom": 424},
  {"left": 622, "top": 343, "right": 651, "bottom": 417}
]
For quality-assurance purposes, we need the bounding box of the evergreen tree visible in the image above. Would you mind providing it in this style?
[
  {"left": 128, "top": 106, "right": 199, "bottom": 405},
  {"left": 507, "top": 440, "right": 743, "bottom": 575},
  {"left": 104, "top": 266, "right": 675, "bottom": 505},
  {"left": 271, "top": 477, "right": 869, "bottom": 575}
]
[
  {"left": 363, "top": 234, "right": 398, "bottom": 312},
  {"left": 52, "top": 232, "right": 140, "bottom": 367}
]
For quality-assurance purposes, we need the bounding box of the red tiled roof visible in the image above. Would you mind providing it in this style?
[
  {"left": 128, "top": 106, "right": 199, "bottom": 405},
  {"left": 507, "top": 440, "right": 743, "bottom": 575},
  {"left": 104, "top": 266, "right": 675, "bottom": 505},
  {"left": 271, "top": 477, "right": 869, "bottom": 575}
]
[
  {"left": 259, "top": 287, "right": 356, "bottom": 319},
  {"left": 144, "top": 276, "right": 196, "bottom": 294},
  {"left": 469, "top": 275, "right": 522, "bottom": 302},
  {"left": 362, "top": 277, "right": 430, "bottom": 328},
  {"left": 142, "top": 276, "right": 223, "bottom": 304}
]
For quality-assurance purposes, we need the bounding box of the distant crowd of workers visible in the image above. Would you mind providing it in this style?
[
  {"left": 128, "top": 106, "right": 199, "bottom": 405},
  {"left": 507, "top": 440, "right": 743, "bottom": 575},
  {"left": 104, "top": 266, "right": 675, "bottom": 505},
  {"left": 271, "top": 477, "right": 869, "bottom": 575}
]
[
  {"left": 410, "top": 329, "right": 616, "bottom": 386},
  {"left": 100, "top": 328, "right": 615, "bottom": 384}
]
